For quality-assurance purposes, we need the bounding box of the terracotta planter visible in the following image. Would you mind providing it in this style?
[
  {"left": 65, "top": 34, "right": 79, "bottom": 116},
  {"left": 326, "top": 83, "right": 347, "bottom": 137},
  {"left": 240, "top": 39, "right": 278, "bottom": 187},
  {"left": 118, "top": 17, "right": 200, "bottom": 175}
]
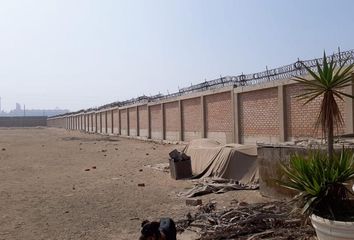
[{"left": 310, "top": 214, "right": 354, "bottom": 240}]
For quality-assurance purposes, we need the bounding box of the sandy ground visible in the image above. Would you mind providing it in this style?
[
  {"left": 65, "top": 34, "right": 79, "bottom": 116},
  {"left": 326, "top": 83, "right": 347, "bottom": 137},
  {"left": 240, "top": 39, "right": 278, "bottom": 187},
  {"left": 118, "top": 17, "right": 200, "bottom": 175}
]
[{"left": 0, "top": 128, "right": 269, "bottom": 240}]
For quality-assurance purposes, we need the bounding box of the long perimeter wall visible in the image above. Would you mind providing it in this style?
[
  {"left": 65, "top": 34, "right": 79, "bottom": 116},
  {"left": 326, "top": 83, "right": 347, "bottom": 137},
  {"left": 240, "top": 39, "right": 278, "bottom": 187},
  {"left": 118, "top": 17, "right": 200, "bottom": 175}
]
[{"left": 48, "top": 74, "right": 354, "bottom": 144}]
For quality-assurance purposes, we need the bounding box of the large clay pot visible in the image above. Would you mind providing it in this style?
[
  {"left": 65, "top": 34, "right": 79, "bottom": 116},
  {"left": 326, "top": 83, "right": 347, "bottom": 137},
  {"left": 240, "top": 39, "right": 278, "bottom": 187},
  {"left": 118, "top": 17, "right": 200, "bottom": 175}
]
[{"left": 310, "top": 214, "right": 354, "bottom": 240}]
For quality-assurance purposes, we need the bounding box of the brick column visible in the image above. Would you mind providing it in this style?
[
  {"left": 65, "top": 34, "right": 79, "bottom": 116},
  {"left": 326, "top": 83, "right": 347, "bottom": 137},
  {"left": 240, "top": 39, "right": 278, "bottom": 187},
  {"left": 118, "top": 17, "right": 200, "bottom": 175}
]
[
  {"left": 278, "top": 85, "right": 287, "bottom": 142},
  {"left": 201, "top": 95, "right": 206, "bottom": 138}
]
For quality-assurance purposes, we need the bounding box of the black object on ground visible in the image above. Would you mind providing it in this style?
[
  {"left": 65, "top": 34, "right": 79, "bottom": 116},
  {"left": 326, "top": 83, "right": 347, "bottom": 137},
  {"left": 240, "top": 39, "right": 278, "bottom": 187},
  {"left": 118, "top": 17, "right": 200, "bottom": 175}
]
[{"left": 169, "top": 149, "right": 192, "bottom": 180}]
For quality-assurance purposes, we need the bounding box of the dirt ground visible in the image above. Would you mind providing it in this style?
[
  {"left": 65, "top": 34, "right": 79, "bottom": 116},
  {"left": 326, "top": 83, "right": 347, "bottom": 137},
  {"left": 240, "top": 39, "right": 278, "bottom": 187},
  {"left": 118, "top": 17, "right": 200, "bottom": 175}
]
[{"left": 0, "top": 128, "right": 269, "bottom": 240}]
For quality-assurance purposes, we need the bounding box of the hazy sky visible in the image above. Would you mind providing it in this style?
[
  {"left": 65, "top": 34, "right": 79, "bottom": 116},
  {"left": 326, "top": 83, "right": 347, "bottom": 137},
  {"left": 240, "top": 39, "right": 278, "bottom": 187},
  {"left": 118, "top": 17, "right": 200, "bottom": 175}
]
[{"left": 0, "top": 0, "right": 353, "bottom": 111}]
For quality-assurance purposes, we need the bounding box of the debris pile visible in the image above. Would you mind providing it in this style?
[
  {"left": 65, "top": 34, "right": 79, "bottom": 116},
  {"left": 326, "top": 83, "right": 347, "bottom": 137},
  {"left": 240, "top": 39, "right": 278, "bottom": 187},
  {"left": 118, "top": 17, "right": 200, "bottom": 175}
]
[
  {"left": 176, "top": 201, "right": 316, "bottom": 240},
  {"left": 179, "top": 178, "right": 259, "bottom": 198}
]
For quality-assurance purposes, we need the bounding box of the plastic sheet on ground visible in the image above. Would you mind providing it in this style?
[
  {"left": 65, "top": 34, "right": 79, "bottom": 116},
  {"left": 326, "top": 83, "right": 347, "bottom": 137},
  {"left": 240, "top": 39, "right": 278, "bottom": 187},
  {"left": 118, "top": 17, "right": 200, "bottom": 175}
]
[{"left": 179, "top": 178, "right": 259, "bottom": 198}]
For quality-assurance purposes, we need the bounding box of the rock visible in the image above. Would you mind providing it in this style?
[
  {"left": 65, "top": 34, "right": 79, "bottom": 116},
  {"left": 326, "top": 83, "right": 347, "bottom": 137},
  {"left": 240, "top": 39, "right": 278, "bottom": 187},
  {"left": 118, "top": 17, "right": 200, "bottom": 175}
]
[
  {"left": 138, "top": 183, "right": 145, "bottom": 187},
  {"left": 238, "top": 201, "right": 248, "bottom": 206},
  {"left": 101, "top": 149, "right": 107, "bottom": 152},
  {"left": 92, "top": 166, "right": 96, "bottom": 169},
  {"left": 146, "top": 153, "right": 149, "bottom": 156},
  {"left": 186, "top": 199, "right": 202, "bottom": 206},
  {"left": 2, "top": 148, "right": 5, "bottom": 151},
  {"left": 139, "top": 169, "right": 143, "bottom": 172},
  {"left": 84, "top": 168, "right": 90, "bottom": 171}
]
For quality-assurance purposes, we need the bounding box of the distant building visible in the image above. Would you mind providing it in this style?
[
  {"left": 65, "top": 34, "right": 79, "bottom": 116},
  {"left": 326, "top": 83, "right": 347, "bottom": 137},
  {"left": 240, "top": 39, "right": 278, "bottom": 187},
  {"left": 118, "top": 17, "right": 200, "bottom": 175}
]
[{"left": 0, "top": 103, "right": 69, "bottom": 117}]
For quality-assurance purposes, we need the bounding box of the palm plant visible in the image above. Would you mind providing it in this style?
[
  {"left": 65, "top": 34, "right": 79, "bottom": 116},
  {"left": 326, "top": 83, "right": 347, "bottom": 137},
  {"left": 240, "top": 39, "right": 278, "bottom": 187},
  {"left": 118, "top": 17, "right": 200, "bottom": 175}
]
[
  {"left": 293, "top": 52, "right": 354, "bottom": 159},
  {"left": 281, "top": 150, "right": 354, "bottom": 220}
]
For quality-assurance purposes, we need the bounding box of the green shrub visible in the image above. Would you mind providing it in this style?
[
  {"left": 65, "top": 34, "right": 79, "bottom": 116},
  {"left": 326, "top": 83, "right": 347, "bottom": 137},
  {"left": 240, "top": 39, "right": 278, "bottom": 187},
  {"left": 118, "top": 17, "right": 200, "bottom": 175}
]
[{"left": 280, "top": 149, "right": 354, "bottom": 220}]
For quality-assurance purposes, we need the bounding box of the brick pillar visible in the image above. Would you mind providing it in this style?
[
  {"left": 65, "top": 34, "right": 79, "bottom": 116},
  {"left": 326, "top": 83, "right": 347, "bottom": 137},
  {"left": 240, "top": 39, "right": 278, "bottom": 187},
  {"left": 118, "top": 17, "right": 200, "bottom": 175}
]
[
  {"left": 201, "top": 95, "right": 206, "bottom": 138},
  {"left": 118, "top": 108, "right": 122, "bottom": 135},
  {"left": 345, "top": 73, "right": 354, "bottom": 134},
  {"left": 278, "top": 85, "right": 287, "bottom": 142},
  {"left": 136, "top": 106, "right": 140, "bottom": 136},
  {"left": 178, "top": 100, "right": 183, "bottom": 141},
  {"left": 161, "top": 103, "right": 165, "bottom": 140}
]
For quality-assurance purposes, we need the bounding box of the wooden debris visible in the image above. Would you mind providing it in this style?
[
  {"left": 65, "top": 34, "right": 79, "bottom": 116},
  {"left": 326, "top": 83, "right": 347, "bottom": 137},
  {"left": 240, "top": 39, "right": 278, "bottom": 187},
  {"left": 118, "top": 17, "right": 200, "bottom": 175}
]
[{"left": 176, "top": 201, "right": 316, "bottom": 239}]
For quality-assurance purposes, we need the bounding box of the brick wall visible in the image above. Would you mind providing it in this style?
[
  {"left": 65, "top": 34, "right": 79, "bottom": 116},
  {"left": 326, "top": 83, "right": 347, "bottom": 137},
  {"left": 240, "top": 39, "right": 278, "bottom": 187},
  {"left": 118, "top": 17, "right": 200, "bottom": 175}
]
[
  {"left": 92, "top": 114, "right": 97, "bottom": 132},
  {"left": 129, "top": 107, "right": 137, "bottom": 136},
  {"left": 107, "top": 110, "right": 112, "bottom": 134},
  {"left": 285, "top": 84, "right": 345, "bottom": 139},
  {"left": 239, "top": 87, "right": 280, "bottom": 143},
  {"left": 138, "top": 105, "right": 148, "bottom": 137},
  {"left": 113, "top": 109, "right": 119, "bottom": 134},
  {"left": 48, "top": 74, "right": 354, "bottom": 144},
  {"left": 164, "top": 101, "right": 179, "bottom": 141},
  {"left": 182, "top": 97, "right": 202, "bottom": 141},
  {"left": 150, "top": 104, "right": 162, "bottom": 139},
  {"left": 0, "top": 117, "right": 47, "bottom": 127},
  {"left": 205, "top": 92, "right": 233, "bottom": 143},
  {"left": 120, "top": 109, "right": 128, "bottom": 135}
]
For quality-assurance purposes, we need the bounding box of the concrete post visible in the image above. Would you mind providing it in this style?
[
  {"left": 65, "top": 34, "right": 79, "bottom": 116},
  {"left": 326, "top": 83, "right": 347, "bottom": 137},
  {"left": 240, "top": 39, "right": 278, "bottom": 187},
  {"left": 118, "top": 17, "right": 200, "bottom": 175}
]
[
  {"left": 161, "top": 103, "right": 165, "bottom": 140},
  {"left": 105, "top": 111, "right": 108, "bottom": 134},
  {"left": 127, "top": 108, "right": 130, "bottom": 136},
  {"left": 178, "top": 100, "right": 183, "bottom": 141},
  {"left": 147, "top": 105, "right": 151, "bottom": 139},
  {"left": 111, "top": 110, "right": 114, "bottom": 134},
  {"left": 278, "top": 85, "right": 287, "bottom": 142},
  {"left": 118, "top": 108, "right": 122, "bottom": 135},
  {"left": 136, "top": 106, "right": 140, "bottom": 136},
  {"left": 231, "top": 90, "right": 241, "bottom": 144},
  {"left": 345, "top": 73, "right": 354, "bottom": 134},
  {"left": 95, "top": 113, "right": 98, "bottom": 133},
  {"left": 201, "top": 95, "right": 206, "bottom": 138}
]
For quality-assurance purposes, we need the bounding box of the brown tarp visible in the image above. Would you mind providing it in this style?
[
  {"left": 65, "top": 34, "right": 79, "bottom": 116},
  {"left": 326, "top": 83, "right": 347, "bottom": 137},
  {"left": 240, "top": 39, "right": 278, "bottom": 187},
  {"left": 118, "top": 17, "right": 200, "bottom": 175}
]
[{"left": 183, "top": 139, "right": 258, "bottom": 184}]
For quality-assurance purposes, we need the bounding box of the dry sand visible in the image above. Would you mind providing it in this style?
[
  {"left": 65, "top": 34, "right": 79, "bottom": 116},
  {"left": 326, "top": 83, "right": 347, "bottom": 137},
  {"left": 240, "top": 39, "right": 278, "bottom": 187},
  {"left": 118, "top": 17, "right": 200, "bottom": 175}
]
[{"left": 0, "top": 128, "right": 268, "bottom": 240}]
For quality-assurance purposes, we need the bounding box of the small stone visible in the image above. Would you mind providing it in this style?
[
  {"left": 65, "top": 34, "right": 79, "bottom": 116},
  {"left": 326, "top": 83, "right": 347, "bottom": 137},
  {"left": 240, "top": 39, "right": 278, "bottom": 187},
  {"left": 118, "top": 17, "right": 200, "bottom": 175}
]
[
  {"left": 138, "top": 183, "right": 145, "bottom": 187},
  {"left": 238, "top": 201, "right": 248, "bottom": 206},
  {"left": 2, "top": 148, "right": 6, "bottom": 151},
  {"left": 139, "top": 169, "right": 143, "bottom": 172},
  {"left": 186, "top": 199, "right": 202, "bottom": 206},
  {"left": 92, "top": 166, "right": 96, "bottom": 169},
  {"left": 104, "top": 154, "right": 107, "bottom": 157},
  {"left": 84, "top": 168, "right": 90, "bottom": 171},
  {"left": 146, "top": 153, "right": 149, "bottom": 156}
]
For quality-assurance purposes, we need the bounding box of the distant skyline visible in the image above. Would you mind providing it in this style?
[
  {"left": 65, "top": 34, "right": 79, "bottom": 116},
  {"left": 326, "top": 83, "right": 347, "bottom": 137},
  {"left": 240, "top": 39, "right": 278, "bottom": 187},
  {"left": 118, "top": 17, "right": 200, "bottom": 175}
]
[{"left": 0, "top": 0, "right": 353, "bottom": 112}]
